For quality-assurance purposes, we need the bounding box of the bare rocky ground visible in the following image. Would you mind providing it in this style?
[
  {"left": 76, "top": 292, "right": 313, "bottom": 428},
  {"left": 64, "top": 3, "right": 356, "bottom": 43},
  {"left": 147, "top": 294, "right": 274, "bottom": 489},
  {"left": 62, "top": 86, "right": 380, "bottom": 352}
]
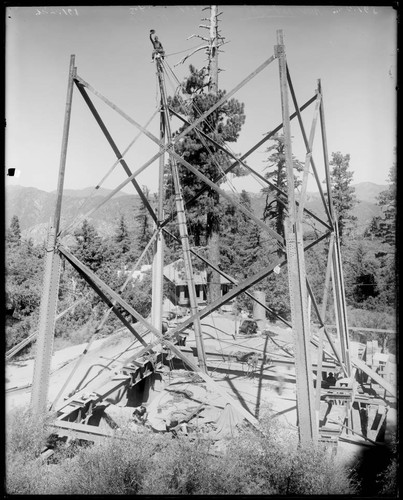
[{"left": 6, "top": 312, "right": 396, "bottom": 471}]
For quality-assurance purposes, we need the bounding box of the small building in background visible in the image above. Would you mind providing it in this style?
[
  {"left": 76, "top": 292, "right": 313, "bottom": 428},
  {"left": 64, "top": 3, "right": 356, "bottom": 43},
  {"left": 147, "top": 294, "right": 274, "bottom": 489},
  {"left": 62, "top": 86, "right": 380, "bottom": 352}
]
[{"left": 163, "top": 259, "right": 231, "bottom": 307}]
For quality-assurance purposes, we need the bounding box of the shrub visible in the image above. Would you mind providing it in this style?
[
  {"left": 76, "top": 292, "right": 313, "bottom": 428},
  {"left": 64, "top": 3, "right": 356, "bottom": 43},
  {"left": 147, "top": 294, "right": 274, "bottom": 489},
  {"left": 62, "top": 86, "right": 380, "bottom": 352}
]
[
  {"left": 219, "top": 415, "right": 356, "bottom": 495},
  {"left": 5, "top": 408, "right": 53, "bottom": 495},
  {"left": 6, "top": 409, "right": 359, "bottom": 495}
]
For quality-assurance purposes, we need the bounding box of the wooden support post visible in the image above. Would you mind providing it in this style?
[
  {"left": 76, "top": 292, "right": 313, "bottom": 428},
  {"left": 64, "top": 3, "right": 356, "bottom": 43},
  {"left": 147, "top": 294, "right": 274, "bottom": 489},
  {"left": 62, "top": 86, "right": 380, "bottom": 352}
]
[
  {"left": 276, "top": 30, "right": 317, "bottom": 444},
  {"left": 31, "top": 55, "right": 76, "bottom": 415}
]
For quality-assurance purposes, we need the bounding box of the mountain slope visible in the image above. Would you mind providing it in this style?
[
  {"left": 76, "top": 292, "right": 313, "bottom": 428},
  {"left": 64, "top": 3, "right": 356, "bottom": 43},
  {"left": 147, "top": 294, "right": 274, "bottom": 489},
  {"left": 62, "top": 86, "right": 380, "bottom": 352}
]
[
  {"left": 6, "top": 185, "right": 142, "bottom": 245},
  {"left": 6, "top": 182, "right": 386, "bottom": 245}
]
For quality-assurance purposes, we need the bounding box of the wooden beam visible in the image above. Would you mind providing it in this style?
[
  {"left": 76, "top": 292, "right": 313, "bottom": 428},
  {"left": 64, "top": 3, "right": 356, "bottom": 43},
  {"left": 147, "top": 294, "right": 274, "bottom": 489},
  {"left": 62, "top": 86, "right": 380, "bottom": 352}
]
[{"left": 352, "top": 357, "right": 396, "bottom": 397}]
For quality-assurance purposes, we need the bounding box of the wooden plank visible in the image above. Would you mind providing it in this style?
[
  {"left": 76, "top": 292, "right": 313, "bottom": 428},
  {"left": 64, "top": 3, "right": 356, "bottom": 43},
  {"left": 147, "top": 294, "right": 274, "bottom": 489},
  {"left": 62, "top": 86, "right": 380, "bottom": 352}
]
[
  {"left": 50, "top": 421, "right": 116, "bottom": 443},
  {"left": 352, "top": 357, "right": 396, "bottom": 396},
  {"left": 351, "top": 406, "right": 362, "bottom": 434},
  {"left": 367, "top": 404, "right": 379, "bottom": 441},
  {"left": 52, "top": 420, "right": 115, "bottom": 436},
  {"left": 322, "top": 387, "right": 353, "bottom": 395},
  {"left": 366, "top": 340, "right": 373, "bottom": 367}
]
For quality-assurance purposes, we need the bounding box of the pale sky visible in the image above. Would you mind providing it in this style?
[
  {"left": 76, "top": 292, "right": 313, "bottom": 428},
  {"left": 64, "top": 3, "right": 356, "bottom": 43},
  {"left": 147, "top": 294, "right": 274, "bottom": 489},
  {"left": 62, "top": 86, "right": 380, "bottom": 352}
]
[{"left": 5, "top": 5, "right": 397, "bottom": 195}]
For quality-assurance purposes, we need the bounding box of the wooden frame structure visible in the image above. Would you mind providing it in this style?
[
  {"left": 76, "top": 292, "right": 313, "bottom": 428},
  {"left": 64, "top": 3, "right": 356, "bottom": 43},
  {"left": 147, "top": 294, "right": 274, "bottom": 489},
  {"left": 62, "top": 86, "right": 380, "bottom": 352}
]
[{"left": 29, "top": 30, "right": 390, "bottom": 446}]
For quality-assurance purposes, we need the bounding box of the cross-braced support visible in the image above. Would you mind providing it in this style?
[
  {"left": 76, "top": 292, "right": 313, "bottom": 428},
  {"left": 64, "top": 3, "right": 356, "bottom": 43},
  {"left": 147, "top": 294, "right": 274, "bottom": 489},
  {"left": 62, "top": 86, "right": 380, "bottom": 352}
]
[{"left": 30, "top": 31, "right": 361, "bottom": 446}]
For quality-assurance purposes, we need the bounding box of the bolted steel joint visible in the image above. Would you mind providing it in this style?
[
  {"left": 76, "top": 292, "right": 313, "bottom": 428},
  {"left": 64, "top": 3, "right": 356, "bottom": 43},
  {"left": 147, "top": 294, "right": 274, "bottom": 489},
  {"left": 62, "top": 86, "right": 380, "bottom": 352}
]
[{"left": 274, "top": 45, "right": 284, "bottom": 57}]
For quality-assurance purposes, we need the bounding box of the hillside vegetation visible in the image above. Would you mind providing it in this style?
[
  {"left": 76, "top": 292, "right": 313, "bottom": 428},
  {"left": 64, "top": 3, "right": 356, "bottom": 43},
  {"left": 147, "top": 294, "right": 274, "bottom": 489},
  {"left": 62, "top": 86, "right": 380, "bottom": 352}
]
[
  {"left": 6, "top": 182, "right": 384, "bottom": 245},
  {"left": 5, "top": 174, "right": 396, "bottom": 356}
]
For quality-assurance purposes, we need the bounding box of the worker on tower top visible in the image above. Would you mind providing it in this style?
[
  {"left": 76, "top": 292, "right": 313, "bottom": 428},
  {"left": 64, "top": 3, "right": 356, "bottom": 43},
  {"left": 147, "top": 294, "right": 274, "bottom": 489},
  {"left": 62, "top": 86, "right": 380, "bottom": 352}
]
[{"left": 150, "top": 29, "right": 165, "bottom": 60}]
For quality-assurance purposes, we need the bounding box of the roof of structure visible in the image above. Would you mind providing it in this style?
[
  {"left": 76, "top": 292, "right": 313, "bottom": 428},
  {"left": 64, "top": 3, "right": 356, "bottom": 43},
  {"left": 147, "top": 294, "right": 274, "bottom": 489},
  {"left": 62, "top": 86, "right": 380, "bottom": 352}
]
[{"left": 164, "top": 259, "right": 230, "bottom": 286}]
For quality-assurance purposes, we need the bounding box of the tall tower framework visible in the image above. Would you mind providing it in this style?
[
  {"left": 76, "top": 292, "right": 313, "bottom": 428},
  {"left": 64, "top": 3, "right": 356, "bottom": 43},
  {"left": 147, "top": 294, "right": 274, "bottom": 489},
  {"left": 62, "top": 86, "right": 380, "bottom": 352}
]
[{"left": 29, "top": 30, "right": 368, "bottom": 446}]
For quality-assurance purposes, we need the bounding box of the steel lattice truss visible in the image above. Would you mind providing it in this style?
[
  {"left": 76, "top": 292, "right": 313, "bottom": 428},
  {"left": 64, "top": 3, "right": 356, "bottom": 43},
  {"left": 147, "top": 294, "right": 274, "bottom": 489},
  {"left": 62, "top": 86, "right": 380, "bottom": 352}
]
[{"left": 29, "top": 30, "right": 392, "bottom": 445}]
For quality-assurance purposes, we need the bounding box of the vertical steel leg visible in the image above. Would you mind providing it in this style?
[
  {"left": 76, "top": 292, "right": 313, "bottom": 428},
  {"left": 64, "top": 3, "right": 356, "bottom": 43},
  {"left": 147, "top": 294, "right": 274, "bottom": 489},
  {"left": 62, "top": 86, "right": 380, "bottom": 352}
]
[
  {"left": 277, "top": 30, "right": 317, "bottom": 444},
  {"left": 30, "top": 228, "right": 61, "bottom": 414},
  {"left": 284, "top": 219, "right": 318, "bottom": 443},
  {"left": 30, "top": 55, "right": 75, "bottom": 415}
]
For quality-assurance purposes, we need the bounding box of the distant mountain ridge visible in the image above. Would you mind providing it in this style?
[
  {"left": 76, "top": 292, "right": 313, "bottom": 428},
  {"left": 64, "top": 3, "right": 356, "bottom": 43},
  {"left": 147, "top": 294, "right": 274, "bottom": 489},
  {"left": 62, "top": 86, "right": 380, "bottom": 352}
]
[
  {"left": 6, "top": 182, "right": 386, "bottom": 245},
  {"left": 6, "top": 185, "right": 142, "bottom": 245},
  {"left": 51, "top": 187, "right": 131, "bottom": 198}
]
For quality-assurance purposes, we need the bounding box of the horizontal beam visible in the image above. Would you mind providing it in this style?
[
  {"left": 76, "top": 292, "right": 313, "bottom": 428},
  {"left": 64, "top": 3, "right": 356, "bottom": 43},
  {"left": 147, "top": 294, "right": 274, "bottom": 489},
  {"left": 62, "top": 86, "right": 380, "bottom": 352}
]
[{"left": 324, "top": 325, "right": 396, "bottom": 335}]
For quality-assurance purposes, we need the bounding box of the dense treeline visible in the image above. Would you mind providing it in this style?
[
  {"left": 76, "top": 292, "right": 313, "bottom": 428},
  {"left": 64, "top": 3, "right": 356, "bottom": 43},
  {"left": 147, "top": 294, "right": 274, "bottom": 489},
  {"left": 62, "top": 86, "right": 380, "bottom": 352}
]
[
  {"left": 5, "top": 158, "right": 396, "bottom": 355},
  {"left": 5, "top": 209, "right": 154, "bottom": 352}
]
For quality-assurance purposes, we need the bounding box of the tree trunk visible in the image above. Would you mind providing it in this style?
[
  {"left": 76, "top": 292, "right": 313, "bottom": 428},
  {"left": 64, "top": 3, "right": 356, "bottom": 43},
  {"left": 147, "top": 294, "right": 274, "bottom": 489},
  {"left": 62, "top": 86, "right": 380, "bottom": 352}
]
[
  {"left": 206, "top": 6, "right": 221, "bottom": 304},
  {"left": 207, "top": 210, "right": 221, "bottom": 304},
  {"left": 208, "top": 5, "right": 219, "bottom": 96}
]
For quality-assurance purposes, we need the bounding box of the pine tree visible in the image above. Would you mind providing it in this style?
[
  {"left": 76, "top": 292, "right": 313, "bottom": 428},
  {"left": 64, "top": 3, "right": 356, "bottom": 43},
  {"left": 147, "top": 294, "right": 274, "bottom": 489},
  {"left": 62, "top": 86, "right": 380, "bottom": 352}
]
[
  {"left": 6, "top": 234, "right": 44, "bottom": 348},
  {"left": 375, "top": 163, "right": 396, "bottom": 245},
  {"left": 73, "top": 219, "right": 104, "bottom": 272},
  {"left": 328, "top": 152, "right": 357, "bottom": 243},
  {"left": 262, "top": 135, "right": 303, "bottom": 255},
  {"left": 168, "top": 70, "right": 245, "bottom": 302},
  {"left": 115, "top": 215, "right": 131, "bottom": 255},
  {"left": 220, "top": 191, "right": 261, "bottom": 280},
  {"left": 7, "top": 215, "right": 22, "bottom": 246}
]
